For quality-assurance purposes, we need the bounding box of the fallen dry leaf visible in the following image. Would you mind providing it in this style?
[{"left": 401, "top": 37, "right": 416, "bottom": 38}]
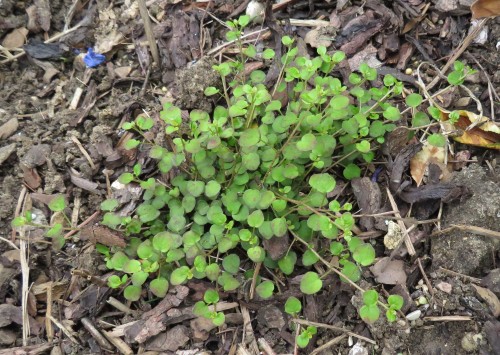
[
  {"left": 1, "top": 28, "right": 29, "bottom": 49},
  {"left": 80, "top": 225, "right": 126, "bottom": 248},
  {"left": 440, "top": 110, "right": 500, "bottom": 150},
  {"left": 471, "top": 0, "right": 500, "bottom": 18},
  {"left": 370, "top": 257, "right": 407, "bottom": 285},
  {"left": 410, "top": 143, "right": 446, "bottom": 186},
  {"left": 472, "top": 284, "right": 500, "bottom": 317},
  {"left": 304, "top": 27, "right": 334, "bottom": 48}
]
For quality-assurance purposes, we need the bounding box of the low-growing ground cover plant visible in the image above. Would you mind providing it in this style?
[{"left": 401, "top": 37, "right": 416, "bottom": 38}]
[
  {"left": 15, "top": 15, "right": 477, "bottom": 336},
  {"left": 94, "top": 15, "right": 432, "bottom": 327}
]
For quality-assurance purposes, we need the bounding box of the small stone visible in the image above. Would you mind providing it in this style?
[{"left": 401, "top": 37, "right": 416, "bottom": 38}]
[
  {"left": 0, "top": 143, "right": 16, "bottom": 165},
  {"left": 461, "top": 332, "right": 478, "bottom": 352},
  {"left": 21, "top": 144, "right": 51, "bottom": 168},
  {"left": 405, "top": 68, "right": 413, "bottom": 75},
  {"left": 0, "top": 329, "right": 17, "bottom": 345},
  {"left": 246, "top": 0, "right": 265, "bottom": 23},
  {"left": 405, "top": 310, "right": 421, "bottom": 321},
  {"left": 418, "top": 296, "right": 428, "bottom": 305},
  {"left": 349, "top": 343, "right": 369, "bottom": 355},
  {"left": 436, "top": 281, "right": 453, "bottom": 294},
  {"left": 481, "top": 269, "right": 500, "bottom": 298}
]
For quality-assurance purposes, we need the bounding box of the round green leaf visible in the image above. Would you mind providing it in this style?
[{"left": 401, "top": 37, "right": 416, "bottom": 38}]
[
  {"left": 242, "top": 189, "right": 261, "bottom": 209},
  {"left": 123, "top": 285, "right": 141, "bottom": 301},
  {"left": 239, "top": 128, "right": 260, "bottom": 147},
  {"left": 205, "top": 263, "right": 220, "bottom": 281},
  {"left": 204, "top": 289, "right": 219, "bottom": 304},
  {"left": 150, "top": 277, "right": 169, "bottom": 297},
  {"left": 302, "top": 249, "right": 319, "bottom": 266},
  {"left": 271, "top": 217, "right": 287, "bottom": 237},
  {"left": 205, "top": 180, "right": 221, "bottom": 199},
  {"left": 330, "top": 95, "right": 349, "bottom": 109},
  {"left": 255, "top": 280, "right": 274, "bottom": 299},
  {"left": 278, "top": 252, "right": 296, "bottom": 275},
  {"left": 343, "top": 163, "right": 361, "bottom": 180},
  {"left": 353, "top": 243, "right": 376, "bottom": 266},
  {"left": 248, "top": 246, "right": 266, "bottom": 263},
  {"left": 300, "top": 272, "right": 323, "bottom": 294},
  {"left": 217, "top": 272, "right": 240, "bottom": 291},
  {"left": 355, "top": 140, "right": 371, "bottom": 153},
  {"left": 187, "top": 181, "right": 205, "bottom": 197},
  {"left": 131, "top": 271, "right": 149, "bottom": 286},
  {"left": 363, "top": 290, "right": 379, "bottom": 306},
  {"left": 100, "top": 199, "right": 119, "bottom": 212},
  {"left": 340, "top": 261, "right": 360, "bottom": 282},
  {"left": 123, "top": 260, "right": 141, "bottom": 274},
  {"left": 247, "top": 210, "right": 264, "bottom": 228},
  {"left": 296, "top": 133, "right": 317, "bottom": 151},
  {"left": 170, "top": 266, "right": 191, "bottom": 285},
  {"left": 284, "top": 297, "right": 302, "bottom": 315},
  {"left": 388, "top": 295, "right": 404, "bottom": 310},
  {"left": 405, "top": 93, "right": 423, "bottom": 108},
  {"left": 309, "top": 174, "right": 336, "bottom": 193},
  {"left": 48, "top": 195, "right": 66, "bottom": 212},
  {"left": 383, "top": 106, "right": 401, "bottom": 121},
  {"left": 360, "top": 304, "right": 380, "bottom": 323},
  {"left": 222, "top": 254, "right": 240, "bottom": 274}
]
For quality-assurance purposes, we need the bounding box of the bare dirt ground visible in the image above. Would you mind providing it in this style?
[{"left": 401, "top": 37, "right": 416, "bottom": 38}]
[{"left": 0, "top": 0, "right": 499, "bottom": 354}]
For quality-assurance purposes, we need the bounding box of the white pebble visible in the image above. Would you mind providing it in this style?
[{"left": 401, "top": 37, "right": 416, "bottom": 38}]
[{"left": 405, "top": 310, "right": 422, "bottom": 321}]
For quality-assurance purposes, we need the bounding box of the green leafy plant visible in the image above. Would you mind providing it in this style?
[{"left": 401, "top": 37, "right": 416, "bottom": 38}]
[
  {"left": 193, "top": 289, "right": 225, "bottom": 326},
  {"left": 296, "top": 325, "right": 317, "bottom": 348},
  {"left": 359, "top": 290, "right": 404, "bottom": 323},
  {"left": 11, "top": 194, "right": 70, "bottom": 249},
  {"left": 98, "top": 17, "right": 425, "bottom": 320}
]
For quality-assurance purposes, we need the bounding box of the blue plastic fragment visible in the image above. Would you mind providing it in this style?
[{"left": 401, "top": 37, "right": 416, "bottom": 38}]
[
  {"left": 83, "top": 48, "right": 106, "bottom": 68},
  {"left": 371, "top": 166, "right": 383, "bottom": 182}
]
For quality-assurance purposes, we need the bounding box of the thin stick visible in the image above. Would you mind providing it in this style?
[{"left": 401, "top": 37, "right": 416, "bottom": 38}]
[
  {"left": 438, "top": 267, "right": 482, "bottom": 284},
  {"left": 46, "top": 282, "right": 54, "bottom": 342},
  {"left": 18, "top": 187, "right": 30, "bottom": 346},
  {"left": 63, "top": 210, "right": 99, "bottom": 239},
  {"left": 423, "top": 315, "right": 472, "bottom": 322},
  {"left": 81, "top": 317, "right": 114, "bottom": 350},
  {"left": 386, "top": 188, "right": 416, "bottom": 256},
  {"left": 417, "top": 258, "right": 434, "bottom": 296},
  {"left": 249, "top": 261, "right": 262, "bottom": 300},
  {"left": 137, "top": 0, "right": 161, "bottom": 68},
  {"left": 107, "top": 297, "right": 137, "bottom": 315},
  {"left": 49, "top": 315, "right": 80, "bottom": 344},
  {"left": 257, "top": 337, "right": 277, "bottom": 355},
  {"left": 310, "top": 334, "right": 348, "bottom": 355},
  {"left": 240, "top": 304, "right": 260, "bottom": 354},
  {"left": 0, "top": 236, "right": 19, "bottom": 250},
  {"left": 71, "top": 136, "right": 96, "bottom": 170},
  {"left": 430, "top": 224, "right": 500, "bottom": 240},
  {"left": 292, "top": 319, "right": 375, "bottom": 344},
  {"left": 102, "top": 330, "right": 134, "bottom": 355}
]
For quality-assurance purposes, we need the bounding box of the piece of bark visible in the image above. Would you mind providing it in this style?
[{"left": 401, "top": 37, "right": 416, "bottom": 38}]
[
  {"left": 398, "top": 183, "right": 469, "bottom": 204},
  {"left": 124, "top": 285, "right": 189, "bottom": 343},
  {"left": 262, "top": 234, "right": 290, "bottom": 261},
  {"left": 389, "top": 142, "right": 422, "bottom": 192},
  {"left": 0, "top": 118, "right": 19, "bottom": 139},
  {"left": 351, "top": 177, "right": 381, "bottom": 231}
]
